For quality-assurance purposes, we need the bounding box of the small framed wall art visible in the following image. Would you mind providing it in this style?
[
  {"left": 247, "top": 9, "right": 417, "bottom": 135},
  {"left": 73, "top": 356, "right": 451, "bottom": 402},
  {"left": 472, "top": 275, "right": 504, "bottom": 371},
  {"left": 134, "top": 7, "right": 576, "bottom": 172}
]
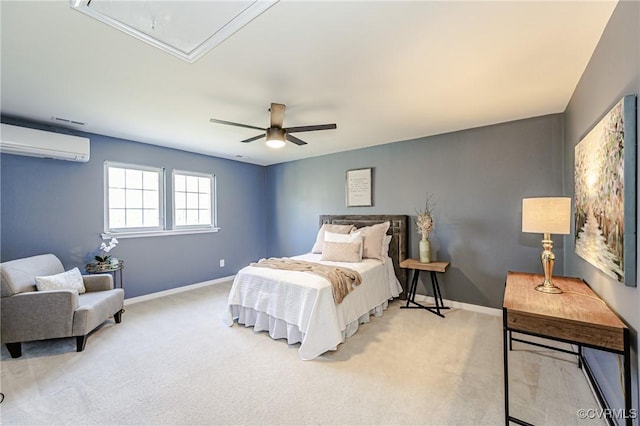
[
  {"left": 346, "top": 168, "right": 373, "bottom": 207},
  {"left": 574, "top": 94, "right": 637, "bottom": 286}
]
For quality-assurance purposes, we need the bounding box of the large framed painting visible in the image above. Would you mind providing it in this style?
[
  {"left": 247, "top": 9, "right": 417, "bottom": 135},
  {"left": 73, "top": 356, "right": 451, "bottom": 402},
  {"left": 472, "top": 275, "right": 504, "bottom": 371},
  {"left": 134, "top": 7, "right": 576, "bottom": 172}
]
[{"left": 574, "top": 95, "right": 637, "bottom": 286}]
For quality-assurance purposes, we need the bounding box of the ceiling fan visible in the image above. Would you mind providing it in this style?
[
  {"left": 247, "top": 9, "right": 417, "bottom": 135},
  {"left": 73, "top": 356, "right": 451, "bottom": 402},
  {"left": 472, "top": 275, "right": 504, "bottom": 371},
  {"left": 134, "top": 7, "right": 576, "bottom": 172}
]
[{"left": 209, "top": 103, "right": 337, "bottom": 149}]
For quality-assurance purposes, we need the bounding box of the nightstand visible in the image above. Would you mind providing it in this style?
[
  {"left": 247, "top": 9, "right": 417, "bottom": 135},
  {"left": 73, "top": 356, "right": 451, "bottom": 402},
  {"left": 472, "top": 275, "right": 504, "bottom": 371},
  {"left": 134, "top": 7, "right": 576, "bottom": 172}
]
[{"left": 399, "top": 258, "right": 450, "bottom": 318}]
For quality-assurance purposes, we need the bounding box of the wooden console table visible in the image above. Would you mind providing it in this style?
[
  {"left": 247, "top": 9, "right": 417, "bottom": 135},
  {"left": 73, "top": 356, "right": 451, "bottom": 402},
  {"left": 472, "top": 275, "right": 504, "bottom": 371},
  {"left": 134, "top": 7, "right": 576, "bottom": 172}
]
[
  {"left": 503, "top": 271, "right": 631, "bottom": 426},
  {"left": 400, "top": 259, "right": 450, "bottom": 317}
]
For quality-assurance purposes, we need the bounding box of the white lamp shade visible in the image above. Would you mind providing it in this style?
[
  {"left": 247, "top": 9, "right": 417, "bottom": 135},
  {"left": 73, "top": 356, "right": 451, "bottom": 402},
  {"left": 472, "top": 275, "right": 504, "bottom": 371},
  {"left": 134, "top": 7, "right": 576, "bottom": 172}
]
[{"left": 522, "top": 197, "right": 571, "bottom": 235}]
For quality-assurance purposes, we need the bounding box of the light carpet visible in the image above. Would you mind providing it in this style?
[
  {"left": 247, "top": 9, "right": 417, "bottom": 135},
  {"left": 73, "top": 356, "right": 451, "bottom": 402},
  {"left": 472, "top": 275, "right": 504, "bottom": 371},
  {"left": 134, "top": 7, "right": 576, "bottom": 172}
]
[{"left": 0, "top": 281, "right": 603, "bottom": 425}]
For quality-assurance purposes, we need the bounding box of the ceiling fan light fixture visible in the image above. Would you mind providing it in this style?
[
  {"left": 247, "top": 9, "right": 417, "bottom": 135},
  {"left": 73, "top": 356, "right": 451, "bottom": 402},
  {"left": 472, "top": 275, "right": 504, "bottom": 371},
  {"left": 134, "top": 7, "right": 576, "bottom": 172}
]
[
  {"left": 210, "top": 102, "right": 336, "bottom": 148},
  {"left": 266, "top": 139, "right": 286, "bottom": 149},
  {"left": 265, "top": 128, "right": 286, "bottom": 149}
]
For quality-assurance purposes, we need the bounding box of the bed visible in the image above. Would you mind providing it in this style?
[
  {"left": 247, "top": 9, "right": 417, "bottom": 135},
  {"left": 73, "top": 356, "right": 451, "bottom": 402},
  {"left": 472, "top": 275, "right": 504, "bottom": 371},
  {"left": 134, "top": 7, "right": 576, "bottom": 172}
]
[{"left": 228, "top": 215, "right": 408, "bottom": 360}]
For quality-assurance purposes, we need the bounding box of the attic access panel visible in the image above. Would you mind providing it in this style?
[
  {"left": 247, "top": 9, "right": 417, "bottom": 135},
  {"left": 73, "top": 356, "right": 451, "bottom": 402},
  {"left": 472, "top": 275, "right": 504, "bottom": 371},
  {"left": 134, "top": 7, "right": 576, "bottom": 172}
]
[{"left": 70, "top": 0, "right": 277, "bottom": 63}]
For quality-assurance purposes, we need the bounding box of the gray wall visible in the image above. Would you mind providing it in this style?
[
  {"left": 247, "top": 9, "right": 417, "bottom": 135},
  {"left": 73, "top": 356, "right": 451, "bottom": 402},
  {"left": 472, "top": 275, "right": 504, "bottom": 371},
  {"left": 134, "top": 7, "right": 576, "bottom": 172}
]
[
  {"left": 0, "top": 117, "right": 267, "bottom": 298},
  {"left": 266, "top": 114, "right": 565, "bottom": 309},
  {"left": 562, "top": 0, "right": 639, "bottom": 415}
]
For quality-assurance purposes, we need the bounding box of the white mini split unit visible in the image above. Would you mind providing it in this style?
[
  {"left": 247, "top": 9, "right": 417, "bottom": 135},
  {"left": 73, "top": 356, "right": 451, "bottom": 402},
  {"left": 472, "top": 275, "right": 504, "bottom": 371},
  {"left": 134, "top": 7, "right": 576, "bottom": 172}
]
[{"left": 0, "top": 123, "right": 90, "bottom": 162}]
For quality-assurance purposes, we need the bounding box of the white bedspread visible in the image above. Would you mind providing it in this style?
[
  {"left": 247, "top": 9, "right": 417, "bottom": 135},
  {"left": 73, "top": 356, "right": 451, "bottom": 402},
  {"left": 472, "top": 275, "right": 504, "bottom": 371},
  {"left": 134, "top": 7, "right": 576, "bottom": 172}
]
[{"left": 228, "top": 253, "right": 402, "bottom": 360}]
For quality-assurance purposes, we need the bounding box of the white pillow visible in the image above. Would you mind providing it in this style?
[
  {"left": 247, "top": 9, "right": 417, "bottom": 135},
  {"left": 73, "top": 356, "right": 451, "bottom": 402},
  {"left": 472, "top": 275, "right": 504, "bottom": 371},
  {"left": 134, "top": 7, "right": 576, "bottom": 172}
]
[
  {"left": 311, "top": 224, "right": 354, "bottom": 253},
  {"left": 324, "top": 230, "right": 362, "bottom": 243},
  {"left": 325, "top": 231, "right": 363, "bottom": 257},
  {"left": 382, "top": 234, "right": 392, "bottom": 258},
  {"left": 35, "top": 267, "right": 86, "bottom": 294}
]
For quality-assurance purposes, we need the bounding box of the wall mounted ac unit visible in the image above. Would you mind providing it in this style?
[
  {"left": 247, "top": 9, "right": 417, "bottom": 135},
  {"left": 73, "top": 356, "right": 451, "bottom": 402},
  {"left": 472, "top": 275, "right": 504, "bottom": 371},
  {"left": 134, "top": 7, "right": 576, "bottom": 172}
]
[{"left": 0, "top": 123, "right": 90, "bottom": 162}]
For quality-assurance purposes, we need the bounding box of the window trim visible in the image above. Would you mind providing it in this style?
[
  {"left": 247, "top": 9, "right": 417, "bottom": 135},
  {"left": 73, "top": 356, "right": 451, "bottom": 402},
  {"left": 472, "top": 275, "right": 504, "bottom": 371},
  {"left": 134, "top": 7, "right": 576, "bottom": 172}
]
[
  {"left": 103, "top": 161, "right": 165, "bottom": 234},
  {"left": 171, "top": 169, "right": 217, "bottom": 230},
  {"left": 100, "top": 227, "right": 219, "bottom": 240}
]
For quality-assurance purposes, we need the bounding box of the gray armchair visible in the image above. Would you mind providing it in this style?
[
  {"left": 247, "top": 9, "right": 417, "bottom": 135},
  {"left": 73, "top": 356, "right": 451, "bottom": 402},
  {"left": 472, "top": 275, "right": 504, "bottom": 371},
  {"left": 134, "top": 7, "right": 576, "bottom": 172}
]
[{"left": 1, "top": 254, "right": 124, "bottom": 358}]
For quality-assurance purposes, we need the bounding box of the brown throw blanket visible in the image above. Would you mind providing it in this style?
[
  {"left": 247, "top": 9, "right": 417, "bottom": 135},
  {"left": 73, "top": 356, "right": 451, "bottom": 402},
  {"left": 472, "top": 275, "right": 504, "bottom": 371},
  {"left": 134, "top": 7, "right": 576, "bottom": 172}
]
[{"left": 250, "top": 257, "right": 362, "bottom": 304}]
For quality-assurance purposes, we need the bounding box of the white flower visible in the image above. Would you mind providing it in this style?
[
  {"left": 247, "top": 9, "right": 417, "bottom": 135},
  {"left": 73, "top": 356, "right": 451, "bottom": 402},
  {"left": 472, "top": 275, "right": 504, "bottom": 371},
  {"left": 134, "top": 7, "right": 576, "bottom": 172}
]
[{"left": 100, "top": 237, "right": 118, "bottom": 253}]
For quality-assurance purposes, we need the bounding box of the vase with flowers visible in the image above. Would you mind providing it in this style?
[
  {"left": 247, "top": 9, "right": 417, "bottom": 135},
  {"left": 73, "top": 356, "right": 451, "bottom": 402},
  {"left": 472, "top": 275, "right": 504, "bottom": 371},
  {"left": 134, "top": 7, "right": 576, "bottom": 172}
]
[{"left": 416, "top": 194, "right": 434, "bottom": 263}]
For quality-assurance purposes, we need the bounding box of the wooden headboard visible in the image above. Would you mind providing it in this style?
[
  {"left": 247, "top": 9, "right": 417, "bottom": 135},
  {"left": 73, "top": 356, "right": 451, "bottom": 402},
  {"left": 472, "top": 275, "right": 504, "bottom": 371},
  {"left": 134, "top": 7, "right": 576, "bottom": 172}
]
[{"left": 319, "top": 215, "right": 409, "bottom": 299}]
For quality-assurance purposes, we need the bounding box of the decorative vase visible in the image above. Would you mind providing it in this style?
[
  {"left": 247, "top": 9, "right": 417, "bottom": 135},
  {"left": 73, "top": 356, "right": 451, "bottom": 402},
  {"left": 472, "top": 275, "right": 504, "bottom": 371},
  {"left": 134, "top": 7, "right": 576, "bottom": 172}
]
[{"left": 419, "top": 238, "right": 431, "bottom": 263}]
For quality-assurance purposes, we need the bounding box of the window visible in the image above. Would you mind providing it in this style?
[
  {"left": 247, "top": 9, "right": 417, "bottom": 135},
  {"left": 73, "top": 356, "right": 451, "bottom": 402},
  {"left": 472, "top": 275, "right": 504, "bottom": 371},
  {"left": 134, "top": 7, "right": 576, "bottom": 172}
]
[
  {"left": 173, "top": 170, "right": 215, "bottom": 228},
  {"left": 104, "top": 162, "right": 164, "bottom": 233},
  {"left": 103, "top": 162, "right": 218, "bottom": 238}
]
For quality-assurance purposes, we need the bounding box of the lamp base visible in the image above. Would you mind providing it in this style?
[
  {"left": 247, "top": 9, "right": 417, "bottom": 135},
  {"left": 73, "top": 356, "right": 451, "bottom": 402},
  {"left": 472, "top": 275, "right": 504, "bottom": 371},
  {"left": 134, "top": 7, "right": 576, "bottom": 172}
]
[
  {"left": 535, "top": 283, "right": 563, "bottom": 294},
  {"left": 536, "top": 234, "right": 563, "bottom": 294}
]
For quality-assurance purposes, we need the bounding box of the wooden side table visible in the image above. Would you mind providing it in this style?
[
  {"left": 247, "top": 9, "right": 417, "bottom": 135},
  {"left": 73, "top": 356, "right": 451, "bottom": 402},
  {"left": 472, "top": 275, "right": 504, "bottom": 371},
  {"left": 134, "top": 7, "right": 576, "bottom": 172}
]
[
  {"left": 85, "top": 260, "right": 125, "bottom": 290},
  {"left": 399, "top": 259, "right": 450, "bottom": 318},
  {"left": 503, "top": 271, "right": 631, "bottom": 426}
]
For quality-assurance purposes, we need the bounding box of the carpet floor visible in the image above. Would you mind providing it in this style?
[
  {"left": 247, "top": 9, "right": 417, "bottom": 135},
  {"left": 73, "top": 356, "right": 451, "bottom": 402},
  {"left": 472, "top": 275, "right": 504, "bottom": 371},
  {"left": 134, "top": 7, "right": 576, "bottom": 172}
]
[{"left": 0, "top": 281, "right": 603, "bottom": 425}]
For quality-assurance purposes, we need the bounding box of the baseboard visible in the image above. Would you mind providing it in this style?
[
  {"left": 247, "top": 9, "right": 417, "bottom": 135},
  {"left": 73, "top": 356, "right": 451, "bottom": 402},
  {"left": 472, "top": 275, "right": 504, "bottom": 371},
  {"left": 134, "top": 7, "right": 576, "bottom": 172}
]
[
  {"left": 413, "top": 294, "right": 502, "bottom": 317},
  {"left": 124, "top": 277, "right": 502, "bottom": 316},
  {"left": 124, "top": 275, "right": 235, "bottom": 305}
]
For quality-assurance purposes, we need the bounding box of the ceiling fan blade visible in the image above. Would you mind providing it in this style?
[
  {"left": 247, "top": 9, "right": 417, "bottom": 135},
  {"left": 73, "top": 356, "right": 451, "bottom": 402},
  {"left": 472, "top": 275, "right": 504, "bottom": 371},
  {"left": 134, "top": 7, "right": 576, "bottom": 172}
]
[
  {"left": 241, "top": 134, "right": 265, "bottom": 143},
  {"left": 285, "top": 123, "right": 337, "bottom": 133},
  {"left": 209, "top": 118, "right": 265, "bottom": 132},
  {"left": 269, "top": 103, "right": 286, "bottom": 128},
  {"left": 286, "top": 133, "right": 308, "bottom": 146}
]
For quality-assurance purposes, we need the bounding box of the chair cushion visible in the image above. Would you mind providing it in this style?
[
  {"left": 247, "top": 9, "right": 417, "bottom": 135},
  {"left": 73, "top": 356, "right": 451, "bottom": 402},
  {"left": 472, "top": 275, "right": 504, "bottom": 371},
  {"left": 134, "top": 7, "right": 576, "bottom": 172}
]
[{"left": 1, "top": 254, "right": 64, "bottom": 297}]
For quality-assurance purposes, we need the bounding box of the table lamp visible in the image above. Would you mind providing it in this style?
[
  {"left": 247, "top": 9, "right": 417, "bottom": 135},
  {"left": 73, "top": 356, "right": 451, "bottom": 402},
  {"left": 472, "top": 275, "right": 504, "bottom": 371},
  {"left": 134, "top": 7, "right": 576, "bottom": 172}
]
[{"left": 522, "top": 197, "right": 571, "bottom": 294}]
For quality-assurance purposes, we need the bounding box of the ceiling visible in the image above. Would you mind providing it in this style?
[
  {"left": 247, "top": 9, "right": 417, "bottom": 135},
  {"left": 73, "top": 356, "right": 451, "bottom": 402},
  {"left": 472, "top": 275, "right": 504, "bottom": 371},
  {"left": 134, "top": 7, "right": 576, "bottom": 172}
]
[{"left": 1, "top": 1, "right": 617, "bottom": 166}]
